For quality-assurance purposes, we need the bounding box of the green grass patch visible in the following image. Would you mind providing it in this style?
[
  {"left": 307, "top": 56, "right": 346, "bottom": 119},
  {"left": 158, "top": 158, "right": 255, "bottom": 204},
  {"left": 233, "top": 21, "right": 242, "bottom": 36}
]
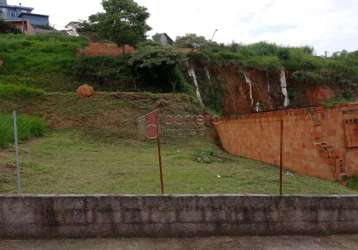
[
  {"left": 347, "top": 177, "right": 358, "bottom": 191},
  {"left": 0, "top": 33, "right": 88, "bottom": 90},
  {"left": 0, "top": 84, "right": 45, "bottom": 99},
  {"left": 0, "top": 129, "right": 355, "bottom": 195},
  {"left": 0, "top": 113, "right": 46, "bottom": 148}
]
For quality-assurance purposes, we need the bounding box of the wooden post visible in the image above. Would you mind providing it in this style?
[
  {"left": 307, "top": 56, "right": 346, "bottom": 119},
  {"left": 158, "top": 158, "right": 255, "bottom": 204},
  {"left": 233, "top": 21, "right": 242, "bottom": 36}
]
[
  {"left": 280, "top": 119, "right": 284, "bottom": 195},
  {"left": 157, "top": 125, "right": 164, "bottom": 194}
]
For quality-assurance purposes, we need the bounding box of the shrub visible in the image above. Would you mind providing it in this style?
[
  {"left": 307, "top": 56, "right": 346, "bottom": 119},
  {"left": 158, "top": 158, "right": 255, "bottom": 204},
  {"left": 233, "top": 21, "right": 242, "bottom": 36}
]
[
  {"left": 0, "top": 84, "right": 45, "bottom": 99},
  {"left": 0, "top": 113, "right": 46, "bottom": 148},
  {"left": 73, "top": 56, "right": 135, "bottom": 91},
  {"left": 129, "top": 46, "right": 188, "bottom": 92}
]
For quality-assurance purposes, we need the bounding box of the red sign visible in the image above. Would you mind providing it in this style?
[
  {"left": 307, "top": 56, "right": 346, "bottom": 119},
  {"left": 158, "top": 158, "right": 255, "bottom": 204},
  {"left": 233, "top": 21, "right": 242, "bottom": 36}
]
[{"left": 145, "top": 110, "right": 160, "bottom": 139}]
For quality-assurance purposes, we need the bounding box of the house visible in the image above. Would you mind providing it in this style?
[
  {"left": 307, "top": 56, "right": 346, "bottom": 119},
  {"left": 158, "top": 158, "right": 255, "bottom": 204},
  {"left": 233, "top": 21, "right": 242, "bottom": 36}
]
[
  {"left": 6, "top": 19, "right": 33, "bottom": 34},
  {"left": 152, "top": 33, "right": 174, "bottom": 46},
  {"left": 65, "top": 22, "right": 81, "bottom": 37},
  {"left": 0, "top": 0, "right": 49, "bottom": 27},
  {"left": 18, "top": 13, "right": 49, "bottom": 26}
]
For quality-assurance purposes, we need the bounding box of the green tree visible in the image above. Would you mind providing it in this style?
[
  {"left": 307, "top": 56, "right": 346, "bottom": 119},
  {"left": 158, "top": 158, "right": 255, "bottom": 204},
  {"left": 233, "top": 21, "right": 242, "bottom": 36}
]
[
  {"left": 88, "top": 0, "right": 151, "bottom": 47},
  {"left": 175, "top": 33, "right": 213, "bottom": 49}
]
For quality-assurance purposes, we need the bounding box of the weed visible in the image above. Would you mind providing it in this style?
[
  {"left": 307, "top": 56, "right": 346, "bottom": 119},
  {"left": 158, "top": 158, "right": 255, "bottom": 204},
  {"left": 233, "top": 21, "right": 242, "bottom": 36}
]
[{"left": 0, "top": 113, "right": 46, "bottom": 148}]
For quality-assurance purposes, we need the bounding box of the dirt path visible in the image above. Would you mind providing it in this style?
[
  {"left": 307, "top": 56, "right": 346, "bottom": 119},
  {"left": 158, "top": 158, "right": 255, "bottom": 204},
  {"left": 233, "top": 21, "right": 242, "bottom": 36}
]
[{"left": 1, "top": 235, "right": 358, "bottom": 250}]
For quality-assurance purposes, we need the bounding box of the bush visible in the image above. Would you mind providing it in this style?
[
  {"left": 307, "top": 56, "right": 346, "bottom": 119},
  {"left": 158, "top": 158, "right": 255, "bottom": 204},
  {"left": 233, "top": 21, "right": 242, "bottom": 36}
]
[
  {"left": 129, "top": 46, "right": 188, "bottom": 92},
  {"left": 0, "top": 113, "right": 46, "bottom": 148},
  {"left": 0, "top": 84, "right": 45, "bottom": 99},
  {"left": 73, "top": 56, "right": 135, "bottom": 91}
]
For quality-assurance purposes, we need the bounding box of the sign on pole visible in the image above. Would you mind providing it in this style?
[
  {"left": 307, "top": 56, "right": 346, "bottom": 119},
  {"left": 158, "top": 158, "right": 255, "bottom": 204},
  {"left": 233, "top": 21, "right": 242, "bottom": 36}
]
[
  {"left": 145, "top": 109, "right": 164, "bottom": 194},
  {"left": 13, "top": 111, "right": 21, "bottom": 194}
]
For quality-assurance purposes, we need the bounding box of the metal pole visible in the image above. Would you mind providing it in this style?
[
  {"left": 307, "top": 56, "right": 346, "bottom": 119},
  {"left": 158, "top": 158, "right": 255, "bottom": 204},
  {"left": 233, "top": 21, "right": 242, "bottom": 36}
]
[
  {"left": 280, "top": 119, "right": 284, "bottom": 195},
  {"left": 157, "top": 127, "right": 164, "bottom": 194},
  {"left": 13, "top": 111, "right": 21, "bottom": 194}
]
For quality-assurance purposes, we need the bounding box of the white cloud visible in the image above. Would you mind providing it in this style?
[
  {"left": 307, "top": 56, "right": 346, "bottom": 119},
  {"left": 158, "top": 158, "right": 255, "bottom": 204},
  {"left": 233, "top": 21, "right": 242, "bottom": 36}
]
[{"left": 9, "top": 0, "right": 358, "bottom": 54}]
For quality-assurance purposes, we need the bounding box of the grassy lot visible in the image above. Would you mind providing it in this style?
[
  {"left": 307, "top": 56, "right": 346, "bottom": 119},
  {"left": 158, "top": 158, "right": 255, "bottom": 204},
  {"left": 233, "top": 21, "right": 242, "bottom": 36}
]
[{"left": 0, "top": 129, "right": 355, "bottom": 195}]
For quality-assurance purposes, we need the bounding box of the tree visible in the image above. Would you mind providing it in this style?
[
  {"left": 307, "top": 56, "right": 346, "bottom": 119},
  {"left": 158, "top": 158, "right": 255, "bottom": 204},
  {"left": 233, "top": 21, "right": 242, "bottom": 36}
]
[
  {"left": 175, "top": 33, "right": 213, "bottom": 49},
  {"left": 87, "top": 0, "right": 151, "bottom": 47}
]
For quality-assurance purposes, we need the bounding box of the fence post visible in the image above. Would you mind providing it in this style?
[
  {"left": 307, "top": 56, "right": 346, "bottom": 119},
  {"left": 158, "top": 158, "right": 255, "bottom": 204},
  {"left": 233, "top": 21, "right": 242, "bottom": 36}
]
[
  {"left": 13, "top": 111, "right": 21, "bottom": 194},
  {"left": 280, "top": 119, "right": 284, "bottom": 195}
]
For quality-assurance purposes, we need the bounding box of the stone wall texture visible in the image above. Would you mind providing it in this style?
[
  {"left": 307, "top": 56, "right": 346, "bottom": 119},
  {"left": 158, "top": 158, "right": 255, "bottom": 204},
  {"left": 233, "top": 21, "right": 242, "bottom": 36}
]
[
  {"left": 1, "top": 195, "right": 358, "bottom": 239},
  {"left": 214, "top": 103, "right": 358, "bottom": 181}
]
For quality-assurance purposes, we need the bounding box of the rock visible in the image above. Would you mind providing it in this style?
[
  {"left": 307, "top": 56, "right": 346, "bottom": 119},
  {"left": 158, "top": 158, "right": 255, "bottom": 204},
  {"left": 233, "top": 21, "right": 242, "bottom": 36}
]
[{"left": 76, "top": 84, "right": 95, "bottom": 98}]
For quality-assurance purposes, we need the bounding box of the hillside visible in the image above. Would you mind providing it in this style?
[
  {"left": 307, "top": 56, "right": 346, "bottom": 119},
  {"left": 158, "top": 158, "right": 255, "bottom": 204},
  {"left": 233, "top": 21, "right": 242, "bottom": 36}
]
[
  {"left": 0, "top": 34, "right": 88, "bottom": 90},
  {"left": 0, "top": 91, "right": 203, "bottom": 140},
  {"left": 0, "top": 34, "right": 357, "bottom": 115}
]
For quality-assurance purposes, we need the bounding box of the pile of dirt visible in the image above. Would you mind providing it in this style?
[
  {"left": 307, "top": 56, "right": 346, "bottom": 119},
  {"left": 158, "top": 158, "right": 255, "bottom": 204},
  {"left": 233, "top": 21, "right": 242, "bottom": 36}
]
[{"left": 77, "top": 84, "right": 95, "bottom": 98}]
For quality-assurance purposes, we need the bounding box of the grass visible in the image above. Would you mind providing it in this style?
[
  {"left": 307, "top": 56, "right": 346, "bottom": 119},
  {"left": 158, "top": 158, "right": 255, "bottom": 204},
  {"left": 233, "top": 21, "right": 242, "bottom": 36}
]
[
  {"left": 0, "top": 113, "right": 46, "bottom": 148},
  {"left": 0, "top": 129, "right": 355, "bottom": 195},
  {"left": 348, "top": 177, "right": 358, "bottom": 191},
  {"left": 0, "top": 34, "right": 88, "bottom": 90},
  {"left": 0, "top": 83, "right": 45, "bottom": 99}
]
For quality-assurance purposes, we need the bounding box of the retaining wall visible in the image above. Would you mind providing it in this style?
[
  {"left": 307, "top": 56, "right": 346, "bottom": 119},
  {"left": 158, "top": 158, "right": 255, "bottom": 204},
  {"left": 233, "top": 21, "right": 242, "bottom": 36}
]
[
  {"left": 78, "top": 42, "right": 136, "bottom": 57},
  {"left": 1, "top": 195, "right": 358, "bottom": 239},
  {"left": 214, "top": 103, "right": 358, "bottom": 181}
]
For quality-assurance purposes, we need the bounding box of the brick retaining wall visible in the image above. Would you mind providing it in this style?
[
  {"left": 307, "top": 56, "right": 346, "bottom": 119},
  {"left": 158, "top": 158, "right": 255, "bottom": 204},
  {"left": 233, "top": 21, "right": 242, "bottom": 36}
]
[
  {"left": 214, "top": 104, "right": 358, "bottom": 181},
  {"left": 1, "top": 195, "right": 358, "bottom": 239}
]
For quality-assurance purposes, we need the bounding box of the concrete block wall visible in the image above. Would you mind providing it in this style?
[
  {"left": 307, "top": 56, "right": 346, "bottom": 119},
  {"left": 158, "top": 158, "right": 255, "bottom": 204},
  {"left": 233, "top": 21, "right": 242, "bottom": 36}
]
[
  {"left": 214, "top": 104, "right": 358, "bottom": 181},
  {"left": 1, "top": 195, "right": 358, "bottom": 239}
]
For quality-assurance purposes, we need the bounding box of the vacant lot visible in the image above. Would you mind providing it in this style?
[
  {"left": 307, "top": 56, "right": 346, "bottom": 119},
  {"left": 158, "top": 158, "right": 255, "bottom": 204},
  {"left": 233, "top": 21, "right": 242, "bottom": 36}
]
[{"left": 0, "top": 129, "right": 355, "bottom": 194}]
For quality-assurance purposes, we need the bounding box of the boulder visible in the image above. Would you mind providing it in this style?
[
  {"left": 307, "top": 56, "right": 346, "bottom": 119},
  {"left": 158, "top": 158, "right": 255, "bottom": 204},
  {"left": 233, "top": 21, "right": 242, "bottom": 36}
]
[{"left": 76, "top": 84, "right": 95, "bottom": 98}]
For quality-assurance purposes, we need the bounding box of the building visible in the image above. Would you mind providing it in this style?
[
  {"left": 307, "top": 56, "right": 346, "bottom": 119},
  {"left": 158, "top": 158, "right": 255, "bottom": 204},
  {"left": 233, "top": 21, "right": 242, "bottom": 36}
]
[
  {"left": 18, "top": 13, "right": 49, "bottom": 26},
  {"left": 65, "top": 22, "right": 81, "bottom": 37},
  {"left": 152, "top": 33, "right": 174, "bottom": 46},
  {"left": 0, "top": 0, "right": 49, "bottom": 27},
  {"left": 6, "top": 19, "right": 33, "bottom": 33}
]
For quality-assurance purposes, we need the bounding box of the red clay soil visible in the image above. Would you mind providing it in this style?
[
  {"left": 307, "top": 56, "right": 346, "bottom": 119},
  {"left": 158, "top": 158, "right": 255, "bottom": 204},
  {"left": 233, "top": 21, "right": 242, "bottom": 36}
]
[
  {"left": 76, "top": 84, "right": 95, "bottom": 98},
  {"left": 213, "top": 65, "right": 282, "bottom": 116},
  {"left": 305, "top": 85, "right": 336, "bottom": 106}
]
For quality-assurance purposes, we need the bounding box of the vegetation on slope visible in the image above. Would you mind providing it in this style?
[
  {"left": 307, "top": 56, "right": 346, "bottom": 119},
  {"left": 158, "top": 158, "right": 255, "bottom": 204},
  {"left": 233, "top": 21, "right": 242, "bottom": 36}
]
[
  {"left": 0, "top": 83, "right": 45, "bottom": 99},
  {"left": 0, "top": 113, "right": 46, "bottom": 148},
  {"left": 0, "top": 34, "right": 88, "bottom": 90}
]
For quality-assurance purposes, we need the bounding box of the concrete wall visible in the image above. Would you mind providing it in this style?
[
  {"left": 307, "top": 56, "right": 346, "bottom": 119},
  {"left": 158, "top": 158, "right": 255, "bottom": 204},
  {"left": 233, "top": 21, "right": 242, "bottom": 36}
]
[
  {"left": 1, "top": 195, "right": 358, "bottom": 239},
  {"left": 214, "top": 104, "right": 358, "bottom": 181}
]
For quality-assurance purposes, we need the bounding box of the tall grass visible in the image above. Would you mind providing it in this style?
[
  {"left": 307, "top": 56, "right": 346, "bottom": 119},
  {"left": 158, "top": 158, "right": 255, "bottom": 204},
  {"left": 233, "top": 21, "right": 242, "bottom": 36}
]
[
  {"left": 0, "top": 113, "right": 46, "bottom": 148},
  {"left": 0, "top": 83, "right": 45, "bottom": 99}
]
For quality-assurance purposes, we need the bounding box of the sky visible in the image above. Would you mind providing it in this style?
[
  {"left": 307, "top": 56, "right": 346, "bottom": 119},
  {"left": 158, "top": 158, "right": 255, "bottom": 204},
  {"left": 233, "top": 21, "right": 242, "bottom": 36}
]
[{"left": 10, "top": 0, "right": 358, "bottom": 55}]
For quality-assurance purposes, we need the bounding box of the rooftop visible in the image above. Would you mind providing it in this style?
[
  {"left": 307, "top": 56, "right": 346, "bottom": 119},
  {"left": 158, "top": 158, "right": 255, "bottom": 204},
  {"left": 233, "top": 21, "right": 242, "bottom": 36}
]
[{"left": 0, "top": 4, "right": 33, "bottom": 10}]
